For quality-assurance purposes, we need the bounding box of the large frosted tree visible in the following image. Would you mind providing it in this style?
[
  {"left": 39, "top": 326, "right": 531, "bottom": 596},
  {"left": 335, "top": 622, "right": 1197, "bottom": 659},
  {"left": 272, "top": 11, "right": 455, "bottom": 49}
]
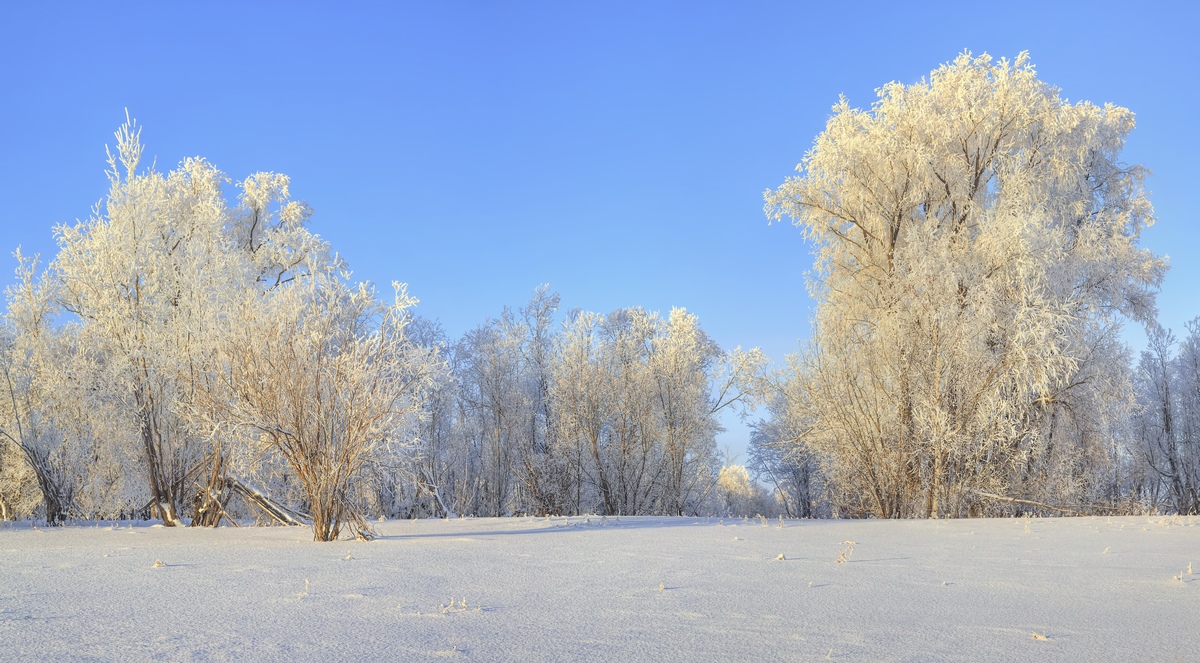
[
  {"left": 764, "top": 53, "right": 1165, "bottom": 517},
  {"left": 49, "top": 116, "right": 313, "bottom": 525},
  {"left": 50, "top": 119, "right": 235, "bottom": 525}
]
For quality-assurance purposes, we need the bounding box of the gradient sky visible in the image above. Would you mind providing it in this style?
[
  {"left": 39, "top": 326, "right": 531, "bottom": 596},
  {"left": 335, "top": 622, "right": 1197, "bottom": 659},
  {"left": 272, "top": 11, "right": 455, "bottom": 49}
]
[{"left": 2, "top": 1, "right": 1197, "bottom": 457}]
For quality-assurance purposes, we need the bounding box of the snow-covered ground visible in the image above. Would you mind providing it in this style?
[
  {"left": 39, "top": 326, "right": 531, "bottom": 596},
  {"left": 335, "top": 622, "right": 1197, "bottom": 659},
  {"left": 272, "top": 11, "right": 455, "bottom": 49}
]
[{"left": 1, "top": 515, "right": 1196, "bottom": 661}]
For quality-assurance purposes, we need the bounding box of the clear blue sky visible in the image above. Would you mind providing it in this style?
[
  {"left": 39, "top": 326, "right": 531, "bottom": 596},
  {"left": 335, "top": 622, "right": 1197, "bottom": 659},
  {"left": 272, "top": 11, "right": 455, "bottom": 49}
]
[{"left": 2, "top": 2, "right": 1197, "bottom": 457}]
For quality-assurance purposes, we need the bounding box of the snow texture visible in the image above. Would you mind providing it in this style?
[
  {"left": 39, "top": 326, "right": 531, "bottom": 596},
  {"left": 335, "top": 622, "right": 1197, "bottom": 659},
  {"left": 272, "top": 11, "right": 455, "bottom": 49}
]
[{"left": 1, "top": 516, "right": 1196, "bottom": 661}]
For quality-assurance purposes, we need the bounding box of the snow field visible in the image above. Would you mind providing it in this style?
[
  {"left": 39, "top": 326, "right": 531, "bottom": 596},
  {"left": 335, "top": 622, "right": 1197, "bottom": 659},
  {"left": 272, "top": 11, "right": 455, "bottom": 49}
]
[{"left": 0, "top": 515, "right": 1196, "bottom": 662}]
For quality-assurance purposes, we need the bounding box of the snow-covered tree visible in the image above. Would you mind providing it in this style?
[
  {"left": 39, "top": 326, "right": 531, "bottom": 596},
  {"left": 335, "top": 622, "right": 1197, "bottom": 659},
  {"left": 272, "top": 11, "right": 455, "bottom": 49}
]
[
  {"left": 21, "top": 108, "right": 438, "bottom": 538},
  {"left": 1131, "top": 321, "right": 1200, "bottom": 514},
  {"left": 459, "top": 315, "right": 527, "bottom": 516},
  {"left": 547, "top": 306, "right": 758, "bottom": 516},
  {"left": 748, "top": 396, "right": 827, "bottom": 519},
  {"left": 204, "top": 271, "right": 437, "bottom": 541},
  {"left": 512, "top": 285, "right": 561, "bottom": 515},
  {"left": 764, "top": 52, "right": 1165, "bottom": 517},
  {"left": 365, "top": 315, "right": 457, "bottom": 519},
  {"left": 447, "top": 286, "right": 564, "bottom": 516},
  {"left": 51, "top": 118, "right": 241, "bottom": 524},
  {"left": 652, "top": 309, "right": 722, "bottom": 515},
  {"left": 0, "top": 250, "right": 136, "bottom": 523},
  {"left": 2, "top": 252, "right": 81, "bottom": 523},
  {"left": 0, "top": 432, "right": 38, "bottom": 521},
  {"left": 1, "top": 252, "right": 65, "bottom": 522},
  {"left": 1173, "top": 320, "right": 1200, "bottom": 513},
  {"left": 715, "top": 464, "right": 768, "bottom": 516}
]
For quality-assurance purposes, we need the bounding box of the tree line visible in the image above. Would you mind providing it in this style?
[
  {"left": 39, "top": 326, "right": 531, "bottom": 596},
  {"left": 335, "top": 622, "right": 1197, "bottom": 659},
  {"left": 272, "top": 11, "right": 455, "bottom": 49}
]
[
  {"left": 0, "top": 116, "right": 766, "bottom": 539},
  {"left": 3, "top": 53, "right": 1199, "bottom": 541}
]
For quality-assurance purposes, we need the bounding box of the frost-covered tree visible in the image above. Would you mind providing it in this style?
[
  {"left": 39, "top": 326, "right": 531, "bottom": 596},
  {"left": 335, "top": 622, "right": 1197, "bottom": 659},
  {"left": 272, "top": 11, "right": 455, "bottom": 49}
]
[
  {"left": 458, "top": 316, "right": 527, "bottom": 516},
  {"left": 513, "top": 286, "right": 561, "bottom": 514},
  {"left": 51, "top": 118, "right": 241, "bottom": 525},
  {"left": 38, "top": 114, "right": 354, "bottom": 530},
  {"left": 549, "top": 306, "right": 759, "bottom": 515},
  {"left": 367, "top": 315, "right": 457, "bottom": 519},
  {"left": 653, "top": 309, "right": 722, "bottom": 515},
  {"left": 204, "top": 271, "right": 437, "bottom": 541},
  {"left": 2, "top": 253, "right": 82, "bottom": 523},
  {"left": 748, "top": 397, "right": 827, "bottom": 518},
  {"left": 0, "top": 251, "right": 134, "bottom": 523},
  {"left": 1, "top": 253, "right": 65, "bottom": 522},
  {"left": 1132, "top": 321, "right": 1200, "bottom": 514},
  {"left": 1173, "top": 320, "right": 1200, "bottom": 513},
  {"left": 415, "top": 289, "right": 742, "bottom": 519},
  {"left": 716, "top": 464, "right": 751, "bottom": 515},
  {"left": 764, "top": 52, "right": 1165, "bottom": 517},
  {"left": 448, "top": 286, "right": 563, "bottom": 516},
  {"left": 0, "top": 433, "right": 38, "bottom": 521}
]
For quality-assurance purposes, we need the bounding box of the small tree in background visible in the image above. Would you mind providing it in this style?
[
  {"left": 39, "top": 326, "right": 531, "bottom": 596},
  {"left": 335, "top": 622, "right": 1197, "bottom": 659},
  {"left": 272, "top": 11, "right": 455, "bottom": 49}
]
[{"left": 1132, "top": 321, "right": 1200, "bottom": 514}]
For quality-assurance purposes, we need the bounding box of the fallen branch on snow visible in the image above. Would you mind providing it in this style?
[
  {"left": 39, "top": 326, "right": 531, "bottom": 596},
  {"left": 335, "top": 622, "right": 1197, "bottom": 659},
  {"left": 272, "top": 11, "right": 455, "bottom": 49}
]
[
  {"left": 972, "top": 490, "right": 1126, "bottom": 515},
  {"left": 226, "top": 479, "right": 311, "bottom": 526}
]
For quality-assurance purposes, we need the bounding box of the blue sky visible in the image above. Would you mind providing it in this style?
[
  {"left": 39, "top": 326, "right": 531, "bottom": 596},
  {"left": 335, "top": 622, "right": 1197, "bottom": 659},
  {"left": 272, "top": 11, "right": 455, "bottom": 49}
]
[{"left": 2, "top": 2, "right": 1197, "bottom": 457}]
